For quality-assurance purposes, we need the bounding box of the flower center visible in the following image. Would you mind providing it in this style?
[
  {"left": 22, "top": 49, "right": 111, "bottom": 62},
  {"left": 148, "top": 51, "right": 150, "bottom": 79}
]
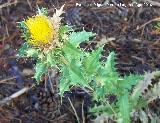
[{"left": 25, "top": 15, "right": 55, "bottom": 46}]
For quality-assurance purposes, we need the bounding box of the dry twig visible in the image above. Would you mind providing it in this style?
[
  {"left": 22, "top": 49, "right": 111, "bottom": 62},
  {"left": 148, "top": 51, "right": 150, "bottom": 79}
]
[
  {"left": 136, "top": 17, "right": 160, "bottom": 30},
  {"left": 0, "top": 84, "right": 35, "bottom": 106},
  {"left": 0, "top": 0, "right": 18, "bottom": 9}
]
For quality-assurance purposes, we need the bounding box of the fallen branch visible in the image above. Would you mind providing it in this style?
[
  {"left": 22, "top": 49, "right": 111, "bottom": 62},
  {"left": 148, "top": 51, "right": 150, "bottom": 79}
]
[{"left": 0, "top": 84, "right": 35, "bottom": 106}]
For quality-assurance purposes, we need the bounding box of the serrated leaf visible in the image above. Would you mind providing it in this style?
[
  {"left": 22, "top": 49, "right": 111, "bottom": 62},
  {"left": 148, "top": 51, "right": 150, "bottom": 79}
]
[
  {"left": 93, "top": 86, "right": 106, "bottom": 101},
  {"left": 105, "top": 51, "right": 117, "bottom": 75},
  {"left": 21, "top": 32, "right": 30, "bottom": 41},
  {"left": 144, "top": 77, "right": 160, "bottom": 103},
  {"left": 131, "top": 71, "right": 159, "bottom": 99},
  {"left": 119, "top": 74, "right": 143, "bottom": 90},
  {"left": 83, "top": 47, "right": 102, "bottom": 75},
  {"left": 26, "top": 48, "right": 39, "bottom": 58},
  {"left": 59, "top": 25, "right": 72, "bottom": 35},
  {"left": 118, "top": 93, "right": 130, "bottom": 123},
  {"left": 139, "top": 109, "right": 148, "bottom": 123},
  {"left": 59, "top": 25, "right": 72, "bottom": 42},
  {"left": 99, "top": 52, "right": 119, "bottom": 85},
  {"left": 18, "top": 42, "right": 30, "bottom": 56},
  {"left": 155, "top": 22, "right": 160, "bottom": 29},
  {"left": 38, "top": 52, "right": 45, "bottom": 60},
  {"left": 18, "top": 21, "right": 30, "bottom": 41},
  {"left": 68, "top": 59, "right": 91, "bottom": 88},
  {"left": 95, "top": 52, "right": 119, "bottom": 87},
  {"left": 59, "top": 65, "right": 70, "bottom": 96},
  {"left": 18, "top": 21, "right": 27, "bottom": 29},
  {"left": 34, "top": 61, "right": 47, "bottom": 82},
  {"left": 63, "top": 42, "right": 83, "bottom": 60},
  {"left": 37, "top": 6, "right": 48, "bottom": 15},
  {"left": 89, "top": 104, "right": 113, "bottom": 115},
  {"left": 69, "top": 30, "right": 95, "bottom": 47},
  {"left": 46, "top": 50, "right": 56, "bottom": 67},
  {"left": 59, "top": 77, "right": 70, "bottom": 97}
]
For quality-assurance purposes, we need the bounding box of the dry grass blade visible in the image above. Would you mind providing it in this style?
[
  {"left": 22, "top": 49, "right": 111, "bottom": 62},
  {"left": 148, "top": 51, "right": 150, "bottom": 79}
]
[
  {"left": 0, "top": 77, "right": 17, "bottom": 84},
  {"left": 0, "top": 1, "right": 18, "bottom": 9},
  {"left": 136, "top": 17, "right": 160, "bottom": 30},
  {"left": 68, "top": 97, "right": 80, "bottom": 123}
]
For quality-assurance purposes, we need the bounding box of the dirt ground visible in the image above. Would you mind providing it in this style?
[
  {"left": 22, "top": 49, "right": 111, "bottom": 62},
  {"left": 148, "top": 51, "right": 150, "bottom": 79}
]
[{"left": 0, "top": 0, "right": 160, "bottom": 123}]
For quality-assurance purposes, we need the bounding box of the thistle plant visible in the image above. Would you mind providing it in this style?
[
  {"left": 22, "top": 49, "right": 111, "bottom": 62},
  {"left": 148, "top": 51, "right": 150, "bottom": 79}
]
[
  {"left": 18, "top": 6, "right": 66, "bottom": 82},
  {"left": 18, "top": 6, "right": 145, "bottom": 123},
  {"left": 18, "top": 5, "right": 96, "bottom": 89}
]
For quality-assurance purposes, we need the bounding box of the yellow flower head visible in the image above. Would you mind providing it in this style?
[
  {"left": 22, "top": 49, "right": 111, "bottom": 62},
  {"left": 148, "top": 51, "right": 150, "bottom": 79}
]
[
  {"left": 24, "top": 5, "right": 64, "bottom": 49},
  {"left": 25, "top": 14, "right": 55, "bottom": 47}
]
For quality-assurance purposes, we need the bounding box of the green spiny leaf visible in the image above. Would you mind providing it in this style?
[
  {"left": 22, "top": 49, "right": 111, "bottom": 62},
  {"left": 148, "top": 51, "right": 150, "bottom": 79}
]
[
  {"left": 105, "top": 51, "right": 117, "bottom": 75},
  {"left": 63, "top": 42, "right": 83, "bottom": 60},
  {"left": 68, "top": 59, "right": 91, "bottom": 89},
  {"left": 89, "top": 104, "right": 114, "bottom": 115},
  {"left": 59, "top": 25, "right": 72, "bottom": 36},
  {"left": 93, "top": 86, "right": 106, "bottom": 101},
  {"left": 118, "top": 93, "right": 130, "bottom": 123},
  {"left": 18, "top": 42, "right": 30, "bottom": 56},
  {"left": 34, "top": 61, "right": 47, "bottom": 82},
  {"left": 59, "top": 25, "right": 72, "bottom": 42},
  {"left": 18, "top": 21, "right": 27, "bottom": 29},
  {"left": 69, "top": 30, "right": 96, "bottom": 47},
  {"left": 59, "top": 65, "right": 70, "bottom": 96},
  {"left": 118, "top": 74, "right": 143, "bottom": 90},
  {"left": 26, "top": 48, "right": 39, "bottom": 58},
  {"left": 46, "top": 50, "right": 56, "bottom": 67},
  {"left": 21, "top": 32, "right": 30, "bottom": 41},
  {"left": 154, "top": 21, "right": 160, "bottom": 29},
  {"left": 37, "top": 6, "right": 48, "bottom": 15},
  {"left": 18, "top": 21, "right": 30, "bottom": 41},
  {"left": 83, "top": 47, "right": 102, "bottom": 75},
  {"left": 59, "top": 77, "right": 70, "bottom": 97}
]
